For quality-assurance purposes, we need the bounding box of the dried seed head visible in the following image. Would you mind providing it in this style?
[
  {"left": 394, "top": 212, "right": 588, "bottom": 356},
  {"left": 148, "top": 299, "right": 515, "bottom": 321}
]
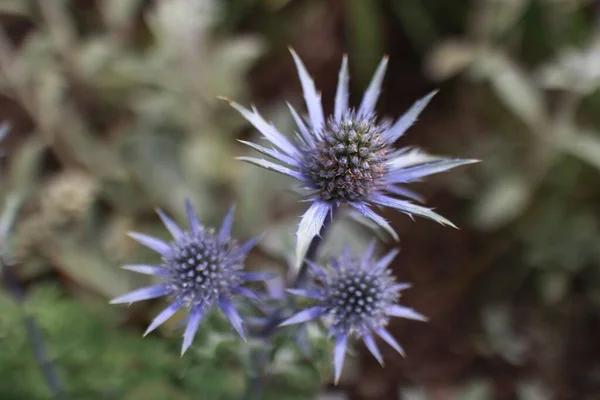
[{"left": 41, "top": 171, "right": 97, "bottom": 224}]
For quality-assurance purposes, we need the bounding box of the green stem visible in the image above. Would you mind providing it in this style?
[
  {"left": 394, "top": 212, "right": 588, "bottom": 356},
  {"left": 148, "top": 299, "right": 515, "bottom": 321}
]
[{"left": 242, "top": 206, "right": 338, "bottom": 399}]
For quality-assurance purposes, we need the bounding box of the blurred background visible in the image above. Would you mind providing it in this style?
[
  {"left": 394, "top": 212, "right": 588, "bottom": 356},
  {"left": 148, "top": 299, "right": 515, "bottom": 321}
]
[{"left": 0, "top": 0, "right": 599, "bottom": 399}]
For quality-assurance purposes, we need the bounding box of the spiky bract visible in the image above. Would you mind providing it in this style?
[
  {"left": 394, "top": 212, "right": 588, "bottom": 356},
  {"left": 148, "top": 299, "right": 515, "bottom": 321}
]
[
  {"left": 280, "top": 244, "right": 427, "bottom": 384},
  {"left": 225, "top": 50, "right": 478, "bottom": 267},
  {"left": 111, "top": 201, "right": 270, "bottom": 354}
]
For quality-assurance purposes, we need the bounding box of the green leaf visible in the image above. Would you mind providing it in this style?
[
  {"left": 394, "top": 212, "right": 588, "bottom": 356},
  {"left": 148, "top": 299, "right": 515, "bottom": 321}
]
[
  {"left": 559, "top": 131, "right": 600, "bottom": 172},
  {"left": 471, "top": 50, "right": 545, "bottom": 129},
  {"left": 51, "top": 239, "right": 134, "bottom": 298},
  {"left": 426, "top": 40, "right": 476, "bottom": 80},
  {"left": 472, "top": 175, "right": 532, "bottom": 229},
  {"left": 345, "top": 0, "right": 385, "bottom": 88},
  {"left": 0, "top": 0, "right": 33, "bottom": 17},
  {"left": 8, "top": 135, "right": 46, "bottom": 199}
]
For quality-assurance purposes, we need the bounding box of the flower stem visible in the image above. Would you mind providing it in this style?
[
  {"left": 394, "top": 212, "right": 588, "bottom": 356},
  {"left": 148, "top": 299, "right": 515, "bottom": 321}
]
[
  {"left": 1, "top": 259, "right": 69, "bottom": 400},
  {"left": 242, "top": 206, "right": 338, "bottom": 398},
  {"left": 258, "top": 205, "right": 337, "bottom": 338}
]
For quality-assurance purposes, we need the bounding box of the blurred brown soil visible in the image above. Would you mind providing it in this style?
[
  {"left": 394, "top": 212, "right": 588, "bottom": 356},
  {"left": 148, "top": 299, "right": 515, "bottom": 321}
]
[{"left": 246, "top": 2, "right": 600, "bottom": 400}]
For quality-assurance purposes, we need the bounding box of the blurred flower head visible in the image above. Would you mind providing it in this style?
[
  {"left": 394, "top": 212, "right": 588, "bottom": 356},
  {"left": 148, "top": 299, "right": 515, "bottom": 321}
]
[
  {"left": 111, "top": 200, "right": 271, "bottom": 354},
  {"left": 280, "top": 243, "right": 426, "bottom": 384},
  {"left": 225, "top": 50, "right": 477, "bottom": 266},
  {"left": 41, "top": 171, "right": 98, "bottom": 224}
]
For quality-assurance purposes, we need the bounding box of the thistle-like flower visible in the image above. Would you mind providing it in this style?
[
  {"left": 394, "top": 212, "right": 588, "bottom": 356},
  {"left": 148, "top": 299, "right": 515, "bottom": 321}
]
[
  {"left": 224, "top": 50, "right": 477, "bottom": 266},
  {"left": 111, "top": 201, "right": 270, "bottom": 354},
  {"left": 280, "top": 244, "right": 426, "bottom": 384}
]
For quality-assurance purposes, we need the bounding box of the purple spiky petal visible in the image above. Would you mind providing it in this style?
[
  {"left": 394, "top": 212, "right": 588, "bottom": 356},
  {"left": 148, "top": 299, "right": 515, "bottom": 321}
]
[
  {"left": 286, "top": 288, "right": 322, "bottom": 300},
  {"left": 240, "top": 271, "right": 276, "bottom": 282},
  {"left": 155, "top": 209, "right": 183, "bottom": 240},
  {"left": 144, "top": 300, "right": 182, "bottom": 336},
  {"left": 279, "top": 306, "right": 324, "bottom": 327},
  {"left": 128, "top": 232, "right": 172, "bottom": 256},
  {"left": 122, "top": 264, "right": 168, "bottom": 276},
  {"left": 333, "top": 333, "right": 348, "bottom": 385},
  {"left": 112, "top": 201, "right": 276, "bottom": 353},
  {"left": 226, "top": 51, "right": 477, "bottom": 258},
  {"left": 283, "top": 245, "right": 426, "bottom": 384},
  {"left": 182, "top": 306, "right": 204, "bottom": 355},
  {"left": 185, "top": 199, "right": 201, "bottom": 235},
  {"left": 110, "top": 284, "right": 169, "bottom": 304},
  {"left": 219, "top": 295, "right": 246, "bottom": 340},
  {"left": 362, "top": 333, "right": 384, "bottom": 366},
  {"left": 376, "top": 328, "right": 406, "bottom": 357},
  {"left": 386, "top": 305, "right": 427, "bottom": 321}
]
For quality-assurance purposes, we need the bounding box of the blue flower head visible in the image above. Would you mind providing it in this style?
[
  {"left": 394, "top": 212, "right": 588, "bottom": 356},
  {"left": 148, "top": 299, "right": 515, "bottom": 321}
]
[
  {"left": 224, "top": 50, "right": 478, "bottom": 266},
  {"left": 280, "top": 243, "right": 426, "bottom": 384},
  {"left": 111, "top": 201, "right": 270, "bottom": 354}
]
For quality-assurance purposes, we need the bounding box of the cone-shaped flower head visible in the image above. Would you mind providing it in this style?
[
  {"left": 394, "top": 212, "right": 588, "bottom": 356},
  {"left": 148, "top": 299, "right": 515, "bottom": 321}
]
[
  {"left": 224, "top": 50, "right": 478, "bottom": 267},
  {"left": 111, "top": 201, "right": 270, "bottom": 354},
  {"left": 280, "top": 243, "right": 426, "bottom": 384}
]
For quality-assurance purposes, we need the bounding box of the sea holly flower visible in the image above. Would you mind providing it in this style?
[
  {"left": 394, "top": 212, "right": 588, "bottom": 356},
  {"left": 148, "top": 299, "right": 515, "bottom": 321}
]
[
  {"left": 111, "top": 201, "right": 271, "bottom": 354},
  {"left": 224, "top": 50, "right": 478, "bottom": 267},
  {"left": 280, "top": 243, "right": 426, "bottom": 384}
]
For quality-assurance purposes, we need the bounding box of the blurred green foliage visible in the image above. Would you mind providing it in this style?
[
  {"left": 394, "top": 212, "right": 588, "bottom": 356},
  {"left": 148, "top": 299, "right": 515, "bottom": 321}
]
[
  {"left": 0, "top": 285, "right": 329, "bottom": 399},
  {"left": 1, "top": 0, "right": 600, "bottom": 399}
]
